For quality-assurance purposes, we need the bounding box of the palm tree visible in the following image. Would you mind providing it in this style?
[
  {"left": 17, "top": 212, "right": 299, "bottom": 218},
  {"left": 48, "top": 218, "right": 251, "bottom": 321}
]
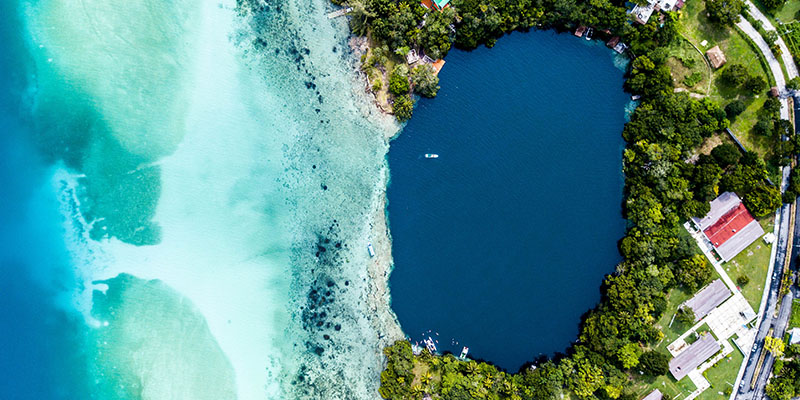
[{"left": 347, "top": 0, "right": 374, "bottom": 37}]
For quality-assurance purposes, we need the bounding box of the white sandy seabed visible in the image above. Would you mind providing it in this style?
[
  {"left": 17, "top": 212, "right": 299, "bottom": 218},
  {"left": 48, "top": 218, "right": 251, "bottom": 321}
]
[{"left": 21, "top": 0, "right": 403, "bottom": 398}]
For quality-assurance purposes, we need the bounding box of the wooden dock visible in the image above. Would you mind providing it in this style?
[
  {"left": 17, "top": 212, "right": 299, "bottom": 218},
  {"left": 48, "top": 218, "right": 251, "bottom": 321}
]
[{"left": 326, "top": 7, "right": 351, "bottom": 19}]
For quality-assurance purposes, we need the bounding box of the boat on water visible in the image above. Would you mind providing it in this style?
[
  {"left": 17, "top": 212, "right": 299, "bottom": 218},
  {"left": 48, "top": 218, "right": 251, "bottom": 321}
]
[
  {"left": 459, "top": 346, "right": 469, "bottom": 360},
  {"left": 585, "top": 27, "right": 594, "bottom": 40},
  {"left": 424, "top": 153, "right": 439, "bottom": 159},
  {"left": 367, "top": 242, "right": 375, "bottom": 257}
]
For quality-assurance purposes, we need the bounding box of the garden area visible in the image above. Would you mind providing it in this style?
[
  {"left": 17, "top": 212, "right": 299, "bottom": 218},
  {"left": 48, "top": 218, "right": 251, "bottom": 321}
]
[{"left": 677, "top": 0, "right": 775, "bottom": 156}]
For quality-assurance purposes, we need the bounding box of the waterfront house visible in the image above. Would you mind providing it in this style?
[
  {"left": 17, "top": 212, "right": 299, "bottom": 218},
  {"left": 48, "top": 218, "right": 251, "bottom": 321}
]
[
  {"left": 706, "top": 46, "right": 727, "bottom": 69},
  {"left": 683, "top": 279, "right": 731, "bottom": 320},
  {"left": 630, "top": 0, "right": 683, "bottom": 24},
  {"left": 420, "top": 0, "right": 450, "bottom": 11},
  {"left": 691, "top": 192, "right": 765, "bottom": 262},
  {"left": 575, "top": 26, "right": 587, "bottom": 37},
  {"left": 669, "top": 334, "right": 721, "bottom": 380}
]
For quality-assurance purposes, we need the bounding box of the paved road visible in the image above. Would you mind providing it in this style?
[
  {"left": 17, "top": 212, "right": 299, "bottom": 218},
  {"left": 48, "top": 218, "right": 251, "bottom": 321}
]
[
  {"left": 743, "top": 0, "right": 799, "bottom": 80},
  {"left": 735, "top": 200, "right": 792, "bottom": 400},
  {"left": 736, "top": 17, "right": 789, "bottom": 119}
]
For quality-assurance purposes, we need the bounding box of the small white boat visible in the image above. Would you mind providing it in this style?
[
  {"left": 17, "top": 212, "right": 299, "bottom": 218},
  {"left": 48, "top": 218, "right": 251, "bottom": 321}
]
[
  {"left": 585, "top": 27, "right": 594, "bottom": 40},
  {"left": 367, "top": 242, "right": 375, "bottom": 257},
  {"left": 459, "top": 346, "right": 469, "bottom": 360},
  {"left": 424, "top": 153, "right": 439, "bottom": 158}
]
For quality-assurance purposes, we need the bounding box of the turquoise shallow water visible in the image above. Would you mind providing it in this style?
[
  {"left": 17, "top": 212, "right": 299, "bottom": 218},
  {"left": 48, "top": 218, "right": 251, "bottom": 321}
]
[
  {"left": 4, "top": 0, "right": 399, "bottom": 398},
  {"left": 3, "top": 0, "right": 630, "bottom": 396},
  {"left": 388, "top": 32, "right": 629, "bottom": 371}
]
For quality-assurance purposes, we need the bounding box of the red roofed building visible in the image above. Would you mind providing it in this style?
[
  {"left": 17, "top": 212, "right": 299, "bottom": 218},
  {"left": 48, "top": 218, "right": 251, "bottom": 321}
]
[{"left": 692, "top": 192, "right": 765, "bottom": 262}]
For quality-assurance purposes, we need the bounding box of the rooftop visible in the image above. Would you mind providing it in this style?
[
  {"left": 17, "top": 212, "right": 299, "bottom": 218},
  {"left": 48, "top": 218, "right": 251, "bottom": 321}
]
[
  {"left": 669, "top": 334, "right": 721, "bottom": 380},
  {"left": 641, "top": 389, "right": 663, "bottom": 400},
  {"left": 684, "top": 279, "right": 731, "bottom": 320},
  {"left": 693, "top": 192, "right": 764, "bottom": 262},
  {"left": 706, "top": 45, "right": 727, "bottom": 69},
  {"left": 790, "top": 328, "right": 800, "bottom": 345}
]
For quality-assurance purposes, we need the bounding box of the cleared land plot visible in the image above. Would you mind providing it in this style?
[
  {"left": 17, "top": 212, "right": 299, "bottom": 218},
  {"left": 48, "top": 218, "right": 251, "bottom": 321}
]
[{"left": 677, "top": 0, "right": 774, "bottom": 156}]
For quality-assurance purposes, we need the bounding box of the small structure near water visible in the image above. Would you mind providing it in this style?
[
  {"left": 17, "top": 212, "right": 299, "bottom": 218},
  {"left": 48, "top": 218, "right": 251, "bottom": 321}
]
[
  {"left": 706, "top": 45, "right": 727, "bottom": 69},
  {"left": 630, "top": 0, "right": 684, "bottom": 24}
]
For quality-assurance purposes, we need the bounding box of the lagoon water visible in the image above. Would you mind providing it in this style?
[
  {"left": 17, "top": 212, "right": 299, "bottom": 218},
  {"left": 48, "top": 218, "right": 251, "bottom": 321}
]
[{"left": 388, "top": 32, "right": 629, "bottom": 371}]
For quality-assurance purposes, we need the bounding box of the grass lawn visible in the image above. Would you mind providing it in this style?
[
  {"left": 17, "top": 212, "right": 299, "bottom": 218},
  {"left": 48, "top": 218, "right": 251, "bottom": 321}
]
[
  {"left": 667, "top": 38, "right": 711, "bottom": 94},
  {"left": 695, "top": 340, "right": 743, "bottom": 400},
  {"left": 723, "top": 218, "right": 775, "bottom": 310},
  {"left": 677, "top": 0, "right": 774, "bottom": 156},
  {"left": 790, "top": 299, "right": 800, "bottom": 329},
  {"left": 751, "top": 0, "right": 800, "bottom": 25},
  {"left": 633, "top": 369, "right": 698, "bottom": 400}
]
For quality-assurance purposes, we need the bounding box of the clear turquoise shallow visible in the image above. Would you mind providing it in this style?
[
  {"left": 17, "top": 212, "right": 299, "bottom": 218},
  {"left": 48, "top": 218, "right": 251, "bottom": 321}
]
[
  {"left": 388, "top": 31, "right": 629, "bottom": 371},
  {"left": 3, "top": 0, "right": 629, "bottom": 397}
]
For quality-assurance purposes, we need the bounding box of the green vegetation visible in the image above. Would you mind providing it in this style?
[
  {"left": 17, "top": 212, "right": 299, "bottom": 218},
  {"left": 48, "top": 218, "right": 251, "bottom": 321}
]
[
  {"left": 706, "top": 0, "right": 746, "bottom": 26},
  {"left": 765, "top": 344, "right": 800, "bottom": 400},
  {"left": 677, "top": 0, "right": 780, "bottom": 164},
  {"left": 778, "top": 22, "right": 800, "bottom": 64},
  {"left": 790, "top": 299, "right": 800, "bottom": 329},
  {"left": 410, "top": 64, "right": 440, "bottom": 98}
]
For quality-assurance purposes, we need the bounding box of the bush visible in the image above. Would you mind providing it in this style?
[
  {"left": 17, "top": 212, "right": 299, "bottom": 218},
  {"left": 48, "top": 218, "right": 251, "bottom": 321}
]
[
  {"left": 721, "top": 64, "right": 749, "bottom": 86},
  {"left": 725, "top": 99, "right": 746, "bottom": 119},
  {"left": 711, "top": 143, "right": 742, "bottom": 166},
  {"left": 787, "top": 77, "right": 800, "bottom": 91},
  {"left": 392, "top": 94, "right": 414, "bottom": 122},
  {"left": 706, "top": 0, "right": 746, "bottom": 26},
  {"left": 371, "top": 78, "right": 382, "bottom": 92},
  {"left": 388, "top": 64, "right": 410, "bottom": 96},
  {"left": 762, "top": 0, "right": 785, "bottom": 10},
  {"left": 745, "top": 75, "right": 767, "bottom": 94},
  {"left": 639, "top": 351, "right": 670, "bottom": 376},
  {"left": 410, "top": 64, "right": 440, "bottom": 98},
  {"left": 684, "top": 71, "right": 703, "bottom": 87},
  {"left": 737, "top": 275, "right": 750, "bottom": 286},
  {"left": 744, "top": 185, "right": 783, "bottom": 218},
  {"left": 754, "top": 118, "right": 774, "bottom": 136}
]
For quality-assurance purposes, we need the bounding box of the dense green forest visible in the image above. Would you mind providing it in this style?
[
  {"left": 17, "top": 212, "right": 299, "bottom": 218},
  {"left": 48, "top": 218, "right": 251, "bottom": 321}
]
[{"left": 335, "top": 0, "right": 795, "bottom": 398}]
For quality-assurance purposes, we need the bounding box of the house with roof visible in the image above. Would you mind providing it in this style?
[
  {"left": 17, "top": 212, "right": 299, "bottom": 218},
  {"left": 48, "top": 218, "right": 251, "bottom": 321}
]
[
  {"left": 641, "top": 389, "right": 663, "bottom": 400},
  {"left": 683, "top": 279, "right": 731, "bottom": 321},
  {"left": 706, "top": 45, "right": 727, "bottom": 69},
  {"left": 691, "top": 192, "right": 765, "bottom": 262},
  {"left": 630, "top": 0, "right": 684, "bottom": 24},
  {"left": 420, "top": 0, "right": 450, "bottom": 11},
  {"left": 669, "top": 334, "right": 721, "bottom": 380}
]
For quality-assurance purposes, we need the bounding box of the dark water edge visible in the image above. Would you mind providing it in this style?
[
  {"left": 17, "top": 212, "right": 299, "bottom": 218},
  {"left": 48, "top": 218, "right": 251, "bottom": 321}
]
[
  {"left": 387, "top": 31, "right": 629, "bottom": 371},
  {"left": 0, "top": 1, "right": 94, "bottom": 398}
]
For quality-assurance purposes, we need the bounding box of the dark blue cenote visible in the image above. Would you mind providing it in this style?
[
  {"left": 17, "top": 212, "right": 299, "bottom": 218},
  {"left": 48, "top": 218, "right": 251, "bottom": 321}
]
[{"left": 387, "top": 31, "right": 630, "bottom": 371}]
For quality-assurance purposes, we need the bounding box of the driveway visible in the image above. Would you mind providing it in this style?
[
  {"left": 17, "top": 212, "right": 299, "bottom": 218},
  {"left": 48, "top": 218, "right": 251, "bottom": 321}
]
[
  {"left": 744, "top": 0, "right": 799, "bottom": 80},
  {"left": 736, "top": 17, "right": 789, "bottom": 119}
]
